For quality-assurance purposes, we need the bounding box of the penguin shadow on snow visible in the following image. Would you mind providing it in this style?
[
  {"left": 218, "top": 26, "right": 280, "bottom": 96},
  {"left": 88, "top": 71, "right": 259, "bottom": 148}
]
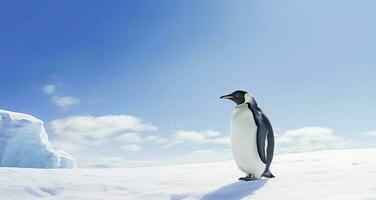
[{"left": 200, "top": 179, "right": 268, "bottom": 200}]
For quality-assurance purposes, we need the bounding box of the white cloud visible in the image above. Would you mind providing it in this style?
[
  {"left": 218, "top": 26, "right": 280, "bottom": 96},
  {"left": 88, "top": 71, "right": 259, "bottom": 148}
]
[
  {"left": 144, "top": 135, "right": 168, "bottom": 143},
  {"left": 114, "top": 133, "right": 165, "bottom": 144},
  {"left": 49, "top": 114, "right": 158, "bottom": 157},
  {"left": 50, "top": 115, "right": 157, "bottom": 142},
  {"left": 154, "top": 138, "right": 168, "bottom": 144},
  {"left": 114, "top": 133, "right": 144, "bottom": 143},
  {"left": 42, "top": 84, "right": 56, "bottom": 94},
  {"left": 203, "top": 130, "right": 221, "bottom": 137},
  {"left": 165, "top": 130, "right": 230, "bottom": 147},
  {"left": 212, "top": 137, "right": 231, "bottom": 145},
  {"left": 52, "top": 96, "right": 80, "bottom": 109},
  {"left": 276, "top": 127, "right": 347, "bottom": 153},
  {"left": 173, "top": 130, "right": 209, "bottom": 143},
  {"left": 362, "top": 131, "right": 376, "bottom": 137},
  {"left": 122, "top": 144, "right": 141, "bottom": 152},
  {"left": 42, "top": 83, "right": 80, "bottom": 110},
  {"left": 145, "top": 135, "right": 160, "bottom": 141}
]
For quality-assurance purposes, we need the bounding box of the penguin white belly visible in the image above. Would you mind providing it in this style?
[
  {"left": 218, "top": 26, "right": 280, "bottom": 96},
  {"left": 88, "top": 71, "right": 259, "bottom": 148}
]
[{"left": 231, "top": 105, "right": 266, "bottom": 178}]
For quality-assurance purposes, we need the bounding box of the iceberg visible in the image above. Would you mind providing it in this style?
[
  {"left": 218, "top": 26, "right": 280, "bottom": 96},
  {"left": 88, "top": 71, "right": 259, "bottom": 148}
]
[{"left": 0, "top": 109, "right": 77, "bottom": 168}]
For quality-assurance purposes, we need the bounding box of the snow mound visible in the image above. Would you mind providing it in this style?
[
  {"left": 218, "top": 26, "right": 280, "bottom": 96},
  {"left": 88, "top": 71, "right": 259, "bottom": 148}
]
[{"left": 0, "top": 109, "right": 77, "bottom": 168}]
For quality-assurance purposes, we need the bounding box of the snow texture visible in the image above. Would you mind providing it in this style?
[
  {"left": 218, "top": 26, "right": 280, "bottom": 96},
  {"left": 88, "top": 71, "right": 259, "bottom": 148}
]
[
  {"left": 0, "top": 109, "right": 77, "bottom": 168},
  {"left": 0, "top": 149, "right": 375, "bottom": 200}
]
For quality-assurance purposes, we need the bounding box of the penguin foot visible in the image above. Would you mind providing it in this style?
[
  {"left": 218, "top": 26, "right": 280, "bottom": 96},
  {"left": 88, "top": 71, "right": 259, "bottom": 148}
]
[
  {"left": 239, "top": 174, "right": 258, "bottom": 181},
  {"left": 262, "top": 173, "right": 275, "bottom": 178},
  {"left": 262, "top": 169, "right": 275, "bottom": 178}
]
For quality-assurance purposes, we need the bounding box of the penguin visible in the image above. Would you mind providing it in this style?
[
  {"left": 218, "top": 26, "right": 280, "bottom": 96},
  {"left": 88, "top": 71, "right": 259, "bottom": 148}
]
[{"left": 220, "top": 90, "right": 275, "bottom": 181}]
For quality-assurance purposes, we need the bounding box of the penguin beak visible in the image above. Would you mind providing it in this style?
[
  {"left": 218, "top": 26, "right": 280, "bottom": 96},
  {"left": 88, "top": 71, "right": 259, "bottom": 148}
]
[{"left": 220, "top": 94, "right": 234, "bottom": 99}]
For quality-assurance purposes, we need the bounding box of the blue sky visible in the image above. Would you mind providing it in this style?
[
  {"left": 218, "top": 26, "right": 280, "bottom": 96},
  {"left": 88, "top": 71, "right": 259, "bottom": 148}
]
[{"left": 1, "top": 0, "right": 375, "bottom": 167}]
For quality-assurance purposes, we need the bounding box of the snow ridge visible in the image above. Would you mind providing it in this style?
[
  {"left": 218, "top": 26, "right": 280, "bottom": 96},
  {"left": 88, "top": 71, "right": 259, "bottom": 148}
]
[{"left": 1, "top": 149, "right": 375, "bottom": 200}]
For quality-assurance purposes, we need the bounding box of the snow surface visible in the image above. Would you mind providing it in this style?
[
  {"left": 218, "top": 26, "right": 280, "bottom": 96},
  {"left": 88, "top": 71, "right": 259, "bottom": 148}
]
[
  {"left": 0, "top": 109, "right": 77, "bottom": 168},
  {"left": 0, "top": 148, "right": 375, "bottom": 200}
]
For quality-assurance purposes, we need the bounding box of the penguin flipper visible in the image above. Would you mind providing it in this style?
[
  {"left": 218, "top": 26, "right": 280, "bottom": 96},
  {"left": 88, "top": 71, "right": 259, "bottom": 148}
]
[
  {"left": 262, "top": 109, "right": 275, "bottom": 174},
  {"left": 248, "top": 102, "right": 267, "bottom": 164},
  {"left": 256, "top": 126, "right": 267, "bottom": 164},
  {"left": 248, "top": 98, "right": 275, "bottom": 177}
]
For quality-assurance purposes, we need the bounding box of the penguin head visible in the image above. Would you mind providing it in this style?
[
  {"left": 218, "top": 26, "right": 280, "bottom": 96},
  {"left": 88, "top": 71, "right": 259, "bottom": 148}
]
[{"left": 220, "top": 90, "right": 251, "bottom": 105}]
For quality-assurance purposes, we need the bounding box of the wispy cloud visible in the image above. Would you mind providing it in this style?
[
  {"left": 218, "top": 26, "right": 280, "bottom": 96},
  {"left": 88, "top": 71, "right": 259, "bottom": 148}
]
[
  {"left": 42, "top": 84, "right": 80, "bottom": 110},
  {"left": 276, "top": 127, "right": 347, "bottom": 153},
  {"left": 49, "top": 114, "right": 159, "bottom": 167},
  {"left": 42, "top": 84, "right": 56, "bottom": 94},
  {"left": 164, "top": 130, "right": 230, "bottom": 147},
  {"left": 362, "top": 131, "right": 376, "bottom": 137},
  {"left": 50, "top": 115, "right": 158, "bottom": 142},
  {"left": 114, "top": 133, "right": 165, "bottom": 143},
  {"left": 122, "top": 144, "right": 141, "bottom": 152},
  {"left": 52, "top": 96, "right": 80, "bottom": 109},
  {"left": 49, "top": 114, "right": 158, "bottom": 153},
  {"left": 114, "top": 133, "right": 145, "bottom": 143},
  {"left": 154, "top": 138, "right": 168, "bottom": 143}
]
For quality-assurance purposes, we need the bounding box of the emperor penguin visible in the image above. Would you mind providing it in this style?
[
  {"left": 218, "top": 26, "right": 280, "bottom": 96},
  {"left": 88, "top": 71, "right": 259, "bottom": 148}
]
[{"left": 220, "top": 90, "right": 275, "bottom": 181}]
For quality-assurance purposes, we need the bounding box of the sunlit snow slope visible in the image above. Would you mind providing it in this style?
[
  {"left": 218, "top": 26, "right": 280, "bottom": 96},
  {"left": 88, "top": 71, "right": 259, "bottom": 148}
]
[{"left": 0, "top": 149, "right": 375, "bottom": 200}]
